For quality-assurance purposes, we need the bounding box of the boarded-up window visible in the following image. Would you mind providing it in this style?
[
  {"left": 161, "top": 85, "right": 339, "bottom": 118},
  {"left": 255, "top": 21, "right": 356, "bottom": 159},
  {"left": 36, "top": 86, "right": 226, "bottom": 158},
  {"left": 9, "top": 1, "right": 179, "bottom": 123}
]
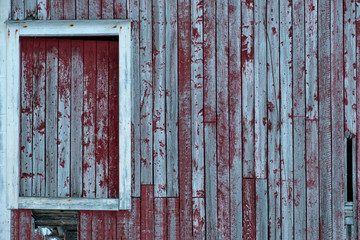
[{"left": 19, "top": 37, "right": 119, "bottom": 199}]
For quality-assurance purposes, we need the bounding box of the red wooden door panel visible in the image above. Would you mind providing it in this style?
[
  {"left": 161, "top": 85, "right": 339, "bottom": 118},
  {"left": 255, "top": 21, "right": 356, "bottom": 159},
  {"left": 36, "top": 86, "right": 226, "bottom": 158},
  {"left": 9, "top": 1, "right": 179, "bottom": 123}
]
[{"left": 19, "top": 37, "right": 119, "bottom": 198}]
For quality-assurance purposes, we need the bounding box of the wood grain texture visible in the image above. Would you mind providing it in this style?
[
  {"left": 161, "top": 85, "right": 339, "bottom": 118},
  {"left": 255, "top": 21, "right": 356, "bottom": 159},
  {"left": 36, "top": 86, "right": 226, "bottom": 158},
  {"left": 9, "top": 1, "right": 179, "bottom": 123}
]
[
  {"left": 76, "top": 0, "right": 89, "bottom": 19},
  {"left": 95, "top": 40, "right": 109, "bottom": 198},
  {"left": 70, "top": 40, "right": 84, "bottom": 197},
  {"left": 20, "top": 38, "right": 33, "bottom": 197},
  {"left": 141, "top": 185, "right": 154, "bottom": 239},
  {"left": 153, "top": 0, "right": 167, "bottom": 198},
  {"left": 140, "top": 0, "right": 153, "bottom": 185},
  {"left": 154, "top": 198, "right": 167, "bottom": 239},
  {"left": 331, "top": 0, "right": 346, "bottom": 238},
  {"left": 318, "top": 0, "right": 332, "bottom": 238},
  {"left": 241, "top": 0, "right": 255, "bottom": 178},
  {"left": 129, "top": 0, "right": 141, "bottom": 198},
  {"left": 191, "top": 0, "right": 204, "bottom": 199},
  {"left": 165, "top": 0, "right": 179, "bottom": 198},
  {"left": 192, "top": 198, "right": 205, "bottom": 239},
  {"left": 267, "top": 0, "right": 281, "bottom": 238},
  {"left": 292, "top": 1, "right": 306, "bottom": 239},
  {"left": 178, "top": 0, "right": 192, "bottom": 238},
  {"left": 50, "top": 0, "right": 63, "bottom": 19},
  {"left": 228, "top": 0, "right": 243, "bottom": 239},
  {"left": 305, "top": 1, "right": 319, "bottom": 238},
  {"left": 356, "top": 1, "right": 360, "bottom": 237},
  {"left": 129, "top": 199, "right": 141, "bottom": 239},
  {"left": 167, "top": 198, "right": 180, "bottom": 240},
  {"left": 32, "top": 38, "right": 46, "bottom": 197},
  {"left": 280, "top": 0, "right": 293, "bottom": 239},
  {"left": 83, "top": 40, "right": 97, "bottom": 198},
  {"left": 216, "top": 1, "right": 230, "bottom": 238},
  {"left": 64, "top": 0, "right": 75, "bottom": 19},
  {"left": 108, "top": 40, "right": 119, "bottom": 198},
  {"left": 204, "top": 123, "right": 217, "bottom": 239},
  {"left": 255, "top": 179, "right": 268, "bottom": 239},
  {"left": 114, "top": 0, "right": 127, "bottom": 18},
  {"left": 254, "top": 0, "right": 267, "bottom": 179},
  {"left": 45, "top": 39, "right": 58, "bottom": 197},
  {"left": 12, "top": 0, "right": 24, "bottom": 20},
  {"left": 243, "top": 179, "right": 256, "bottom": 240},
  {"left": 57, "top": 39, "right": 71, "bottom": 197},
  {"left": 344, "top": 0, "right": 356, "bottom": 136}
]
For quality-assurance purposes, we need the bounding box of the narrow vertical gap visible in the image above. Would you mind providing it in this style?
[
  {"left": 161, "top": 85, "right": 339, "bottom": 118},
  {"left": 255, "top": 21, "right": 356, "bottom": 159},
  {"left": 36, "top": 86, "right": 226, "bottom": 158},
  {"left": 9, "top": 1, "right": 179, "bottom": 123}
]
[{"left": 346, "top": 136, "right": 353, "bottom": 202}]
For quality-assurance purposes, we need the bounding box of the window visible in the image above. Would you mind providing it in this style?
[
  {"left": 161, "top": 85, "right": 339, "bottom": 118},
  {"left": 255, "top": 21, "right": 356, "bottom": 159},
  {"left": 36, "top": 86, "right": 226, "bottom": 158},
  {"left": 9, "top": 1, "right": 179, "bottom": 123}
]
[{"left": 6, "top": 20, "right": 131, "bottom": 210}]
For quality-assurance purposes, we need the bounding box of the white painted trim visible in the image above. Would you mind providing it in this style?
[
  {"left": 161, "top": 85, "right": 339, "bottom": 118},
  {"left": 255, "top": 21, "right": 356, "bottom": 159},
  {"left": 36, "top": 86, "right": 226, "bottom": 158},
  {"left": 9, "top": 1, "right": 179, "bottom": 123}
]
[
  {"left": 6, "top": 20, "right": 132, "bottom": 210},
  {"left": 18, "top": 197, "right": 119, "bottom": 211},
  {"left": 118, "top": 21, "right": 132, "bottom": 210}
]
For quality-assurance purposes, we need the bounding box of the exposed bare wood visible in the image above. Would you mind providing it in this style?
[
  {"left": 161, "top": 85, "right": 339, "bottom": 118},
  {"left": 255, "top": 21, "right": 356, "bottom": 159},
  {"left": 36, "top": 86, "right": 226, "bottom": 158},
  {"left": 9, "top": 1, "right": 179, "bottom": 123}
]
[
  {"left": 165, "top": 0, "right": 179, "bottom": 197},
  {"left": 153, "top": 0, "right": 167, "bottom": 198}
]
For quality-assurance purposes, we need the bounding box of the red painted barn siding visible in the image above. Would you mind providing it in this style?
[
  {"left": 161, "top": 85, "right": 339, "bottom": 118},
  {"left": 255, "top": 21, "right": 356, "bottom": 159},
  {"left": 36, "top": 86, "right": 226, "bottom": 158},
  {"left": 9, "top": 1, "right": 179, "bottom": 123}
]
[{"left": 10, "top": 0, "right": 360, "bottom": 239}]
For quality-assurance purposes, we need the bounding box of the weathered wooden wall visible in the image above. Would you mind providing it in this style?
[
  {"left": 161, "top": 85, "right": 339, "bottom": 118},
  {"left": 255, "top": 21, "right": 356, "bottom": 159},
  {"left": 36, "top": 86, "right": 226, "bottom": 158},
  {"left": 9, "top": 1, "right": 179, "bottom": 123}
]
[
  {"left": 7, "top": 0, "right": 360, "bottom": 239},
  {"left": 19, "top": 37, "right": 119, "bottom": 199}
]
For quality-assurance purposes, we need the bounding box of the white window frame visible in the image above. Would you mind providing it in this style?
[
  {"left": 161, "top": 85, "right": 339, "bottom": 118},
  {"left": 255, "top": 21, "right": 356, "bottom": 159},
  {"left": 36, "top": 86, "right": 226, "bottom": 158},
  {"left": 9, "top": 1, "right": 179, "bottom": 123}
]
[{"left": 6, "top": 20, "right": 132, "bottom": 210}]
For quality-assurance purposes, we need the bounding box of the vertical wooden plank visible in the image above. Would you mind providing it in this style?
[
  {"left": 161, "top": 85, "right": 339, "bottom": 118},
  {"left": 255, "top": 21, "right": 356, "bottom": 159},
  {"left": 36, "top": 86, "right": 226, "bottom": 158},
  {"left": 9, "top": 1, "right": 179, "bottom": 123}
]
[
  {"left": 89, "top": 0, "right": 101, "bottom": 19},
  {"left": 83, "top": 40, "right": 97, "bottom": 198},
  {"left": 243, "top": 179, "right": 256, "bottom": 240},
  {"left": 118, "top": 22, "right": 132, "bottom": 209},
  {"left": 191, "top": 0, "right": 204, "bottom": 199},
  {"left": 254, "top": 0, "right": 268, "bottom": 237},
  {"left": 241, "top": 0, "right": 255, "bottom": 179},
  {"left": 114, "top": 0, "right": 127, "bottom": 18},
  {"left": 19, "top": 210, "right": 31, "bottom": 240},
  {"left": 192, "top": 198, "right": 205, "bottom": 239},
  {"left": 228, "top": 1, "right": 242, "bottom": 239},
  {"left": 58, "top": 39, "right": 71, "bottom": 197},
  {"left": 20, "top": 38, "right": 33, "bottom": 197},
  {"left": 108, "top": 40, "right": 119, "bottom": 198},
  {"left": 203, "top": 0, "right": 216, "bottom": 123},
  {"left": 167, "top": 198, "right": 180, "bottom": 240},
  {"left": 254, "top": 0, "right": 267, "bottom": 179},
  {"left": 45, "top": 39, "right": 58, "bottom": 197},
  {"left": 204, "top": 123, "right": 217, "bottom": 239},
  {"left": 178, "top": 0, "right": 192, "bottom": 238},
  {"left": 129, "top": 199, "right": 141, "bottom": 240},
  {"left": 70, "top": 40, "right": 84, "bottom": 197},
  {"left": 102, "top": 0, "right": 113, "bottom": 19},
  {"left": 165, "top": 0, "right": 179, "bottom": 197},
  {"left": 117, "top": 210, "right": 130, "bottom": 239},
  {"left": 344, "top": 0, "right": 357, "bottom": 136},
  {"left": 92, "top": 211, "right": 105, "bottom": 240},
  {"left": 356, "top": 2, "right": 360, "bottom": 237},
  {"left": 267, "top": 0, "right": 281, "bottom": 238},
  {"left": 141, "top": 185, "right": 154, "bottom": 239},
  {"left": 79, "top": 211, "right": 92, "bottom": 240},
  {"left": 280, "top": 0, "right": 293, "bottom": 238},
  {"left": 318, "top": 0, "right": 332, "bottom": 238},
  {"left": 95, "top": 40, "right": 109, "bottom": 198},
  {"left": 140, "top": 0, "right": 153, "bottom": 185},
  {"left": 24, "top": 0, "right": 37, "bottom": 18},
  {"left": 32, "top": 39, "right": 46, "bottom": 197},
  {"left": 104, "top": 212, "right": 117, "bottom": 240},
  {"left": 37, "top": 0, "right": 50, "bottom": 19},
  {"left": 216, "top": 1, "right": 230, "bottom": 239},
  {"left": 305, "top": 1, "right": 319, "bottom": 238},
  {"left": 154, "top": 198, "right": 167, "bottom": 239},
  {"left": 255, "top": 179, "right": 268, "bottom": 239},
  {"left": 153, "top": 0, "right": 167, "bottom": 198},
  {"left": 331, "top": 0, "right": 346, "bottom": 238},
  {"left": 64, "top": 0, "right": 75, "bottom": 19},
  {"left": 293, "top": 0, "right": 306, "bottom": 239},
  {"left": 12, "top": 0, "right": 24, "bottom": 20},
  {"left": 76, "top": 0, "right": 89, "bottom": 19},
  {"left": 129, "top": 0, "right": 141, "bottom": 197},
  {"left": 50, "top": 0, "right": 63, "bottom": 19},
  {"left": 11, "top": 210, "right": 20, "bottom": 240}
]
